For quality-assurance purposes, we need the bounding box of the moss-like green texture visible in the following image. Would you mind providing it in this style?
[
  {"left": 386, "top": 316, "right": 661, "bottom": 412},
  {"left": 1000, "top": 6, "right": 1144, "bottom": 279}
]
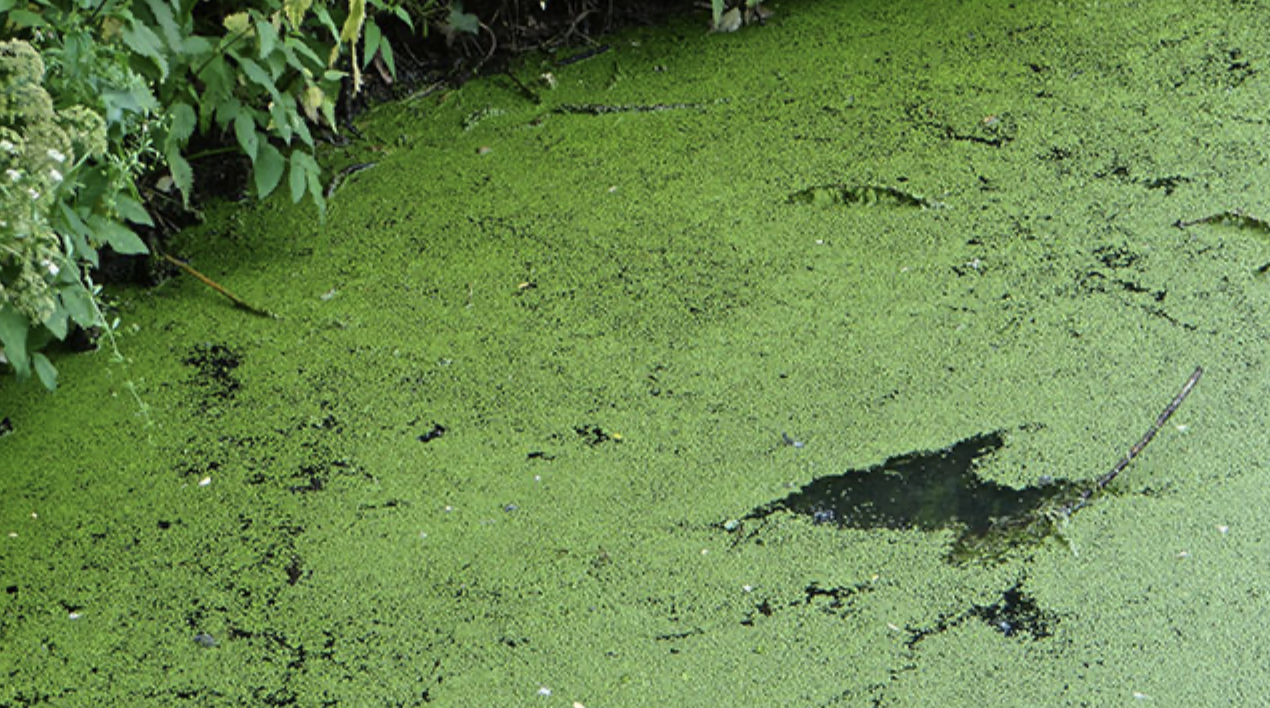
[{"left": 5, "top": 0, "right": 1270, "bottom": 704}]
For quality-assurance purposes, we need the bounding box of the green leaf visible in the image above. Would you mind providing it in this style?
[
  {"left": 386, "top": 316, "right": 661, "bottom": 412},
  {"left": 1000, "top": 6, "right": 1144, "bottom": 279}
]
[
  {"left": 284, "top": 0, "right": 313, "bottom": 28},
  {"left": 122, "top": 19, "right": 170, "bottom": 81},
  {"left": 0, "top": 305, "right": 31, "bottom": 377},
  {"left": 239, "top": 58, "right": 282, "bottom": 101},
  {"left": 6, "top": 9, "right": 46, "bottom": 28},
  {"left": 169, "top": 101, "right": 197, "bottom": 145},
  {"left": 116, "top": 195, "right": 154, "bottom": 225},
  {"left": 341, "top": 0, "right": 367, "bottom": 43},
  {"left": 284, "top": 36, "right": 324, "bottom": 70},
  {"left": 363, "top": 21, "right": 381, "bottom": 69},
  {"left": 55, "top": 204, "right": 99, "bottom": 267},
  {"left": 183, "top": 34, "right": 213, "bottom": 57},
  {"left": 198, "top": 55, "right": 234, "bottom": 102},
  {"left": 288, "top": 150, "right": 308, "bottom": 203},
  {"left": 255, "top": 142, "right": 285, "bottom": 198},
  {"left": 43, "top": 305, "right": 68, "bottom": 339},
  {"left": 213, "top": 96, "right": 242, "bottom": 129},
  {"left": 88, "top": 214, "right": 149, "bottom": 255},
  {"left": 165, "top": 149, "right": 194, "bottom": 207},
  {"left": 60, "top": 285, "right": 97, "bottom": 329},
  {"left": 392, "top": 5, "right": 413, "bottom": 30},
  {"left": 256, "top": 16, "right": 280, "bottom": 58},
  {"left": 312, "top": 4, "right": 340, "bottom": 41},
  {"left": 144, "top": 0, "right": 183, "bottom": 53},
  {"left": 379, "top": 36, "right": 396, "bottom": 77},
  {"left": 31, "top": 353, "right": 57, "bottom": 390},
  {"left": 448, "top": 3, "right": 479, "bottom": 35},
  {"left": 235, "top": 114, "right": 259, "bottom": 161},
  {"left": 290, "top": 106, "right": 313, "bottom": 147},
  {"left": 269, "top": 100, "right": 294, "bottom": 143}
]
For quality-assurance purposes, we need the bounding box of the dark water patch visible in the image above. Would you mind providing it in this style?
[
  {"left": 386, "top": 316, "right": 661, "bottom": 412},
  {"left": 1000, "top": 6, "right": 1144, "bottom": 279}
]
[
  {"left": 904, "top": 579, "right": 1057, "bottom": 649},
  {"left": 182, "top": 343, "right": 243, "bottom": 404},
  {"left": 737, "top": 431, "right": 1082, "bottom": 561},
  {"left": 417, "top": 422, "right": 447, "bottom": 443},
  {"left": 575, "top": 424, "right": 621, "bottom": 445},
  {"left": 786, "top": 183, "right": 946, "bottom": 210},
  {"left": 970, "top": 582, "right": 1056, "bottom": 640}
]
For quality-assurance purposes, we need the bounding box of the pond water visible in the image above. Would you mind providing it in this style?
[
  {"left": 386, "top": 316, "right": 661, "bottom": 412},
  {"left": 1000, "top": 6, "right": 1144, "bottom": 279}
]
[{"left": 4, "top": 0, "right": 1270, "bottom": 704}]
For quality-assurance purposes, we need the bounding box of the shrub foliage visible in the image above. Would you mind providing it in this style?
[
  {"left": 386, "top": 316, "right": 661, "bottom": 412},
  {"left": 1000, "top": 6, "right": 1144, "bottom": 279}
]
[{"left": 0, "top": 0, "right": 428, "bottom": 389}]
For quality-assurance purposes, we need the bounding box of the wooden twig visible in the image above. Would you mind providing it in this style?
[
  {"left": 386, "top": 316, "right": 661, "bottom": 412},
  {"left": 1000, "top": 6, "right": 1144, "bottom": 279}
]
[
  {"left": 160, "top": 253, "right": 278, "bottom": 319},
  {"left": 1065, "top": 366, "right": 1203, "bottom": 516}
]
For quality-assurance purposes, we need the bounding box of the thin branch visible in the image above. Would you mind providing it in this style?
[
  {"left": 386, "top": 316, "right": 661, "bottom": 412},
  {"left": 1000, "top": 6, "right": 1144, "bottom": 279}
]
[
  {"left": 161, "top": 253, "right": 278, "bottom": 319},
  {"left": 1064, "top": 366, "right": 1203, "bottom": 516}
]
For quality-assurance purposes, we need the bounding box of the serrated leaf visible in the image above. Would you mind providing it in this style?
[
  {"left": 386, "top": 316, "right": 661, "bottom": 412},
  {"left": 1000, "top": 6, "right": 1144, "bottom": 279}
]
[
  {"left": 307, "top": 169, "right": 325, "bottom": 219},
  {"left": 213, "top": 96, "right": 242, "bottom": 129},
  {"left": 121, "top": 19, "right": 169, "bottom": 81},
  {"left": 143, "top": 0, "right": 183, "bottom": 53},
  {"left": 313, "top": 4, "right": 339, "bottom": 41},
  {"left": 285, "top": 36, "right": 324, "bottom": 69},
  {"left": 300, "top": 84, "right": 324, "bottom": 123},
  {"left": 56, "top": 204, "right": 98, "bottom": 267},
  {"left": 42, "top": 302, "right": 68, "bottom": 339},
  {"left": 284, "top": 0, "right": 313, "bottom": 28},
  {"left": 234, "top": 114, "right": 259, "bottom": 160},
  {"left": 256, "top": 17, "right": 279, "bottom": 57},
  {"left": 269, "top": 101, "right": 293, "bottom": 143},
  {"left": 165, "top": 149, "right": 193, "bottom": 207},
  {"left": 60, "top": 285, "right": 97, "bottom": 329},
  {"left": 198, "top": 55, "right": 234, "bottom": 104},
  {"left": 341, "top": 0, "right": 367, "bottom": 43},
  {"left": 88, "top": 214, "right": 149, "bottom": 255},
  {"left": 31, "top": 353, "right": 57, "bottom": 390},
  {"left": 168, "top": 101, "right": 196, "bottom": 144},
  {"left": 224, "top": 11, "right": 251, "bottom": 35},
  {"left": 288, "top": 151, "right": 308, "bottom": 203},
  {"left": 255, "top": 142, "right": 285, "bottom": 198},
  {"left": 239, "top": 58, "right": 281, "bottom": 100},
  {"left": 0, "top": 305, "right": 31, "bottom": 377},
  {"left": 292, "top": 111, "right": 313, "bottom": 148},
  {"left": 116, "top": 195, "right": 154, "bottom": 225}
]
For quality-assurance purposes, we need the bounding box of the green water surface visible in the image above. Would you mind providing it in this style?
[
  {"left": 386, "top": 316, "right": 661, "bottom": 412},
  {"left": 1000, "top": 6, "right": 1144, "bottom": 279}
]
[{"left": 5, "top": 0, "right": 1270, "bottom": 704}]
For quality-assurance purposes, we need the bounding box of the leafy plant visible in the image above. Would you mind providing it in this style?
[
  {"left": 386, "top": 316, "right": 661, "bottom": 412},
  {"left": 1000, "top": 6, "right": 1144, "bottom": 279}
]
[
  {"left": 0, "top": 38, "right": 137, "bottom": 389},
  {"left": 0, "top": 0, "right": 458, "bottom": 390}
]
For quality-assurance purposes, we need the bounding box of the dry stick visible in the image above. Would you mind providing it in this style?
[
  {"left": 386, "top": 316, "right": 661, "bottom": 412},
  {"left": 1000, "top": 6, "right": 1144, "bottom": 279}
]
[
  {"left": 160, "top": 253, "right": 278, "bottom": 319},
  {"left": 1064, "top": 366, "right": 1203, "bottom": 517}
]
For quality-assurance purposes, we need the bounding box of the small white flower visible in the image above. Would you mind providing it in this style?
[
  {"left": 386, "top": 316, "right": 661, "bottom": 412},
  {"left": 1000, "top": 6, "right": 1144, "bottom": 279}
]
[
  {"left": 5, "top": 168, "right": 18, "bottom": 181},
  {"left": 49, "top": 168, "right": 62, "bottom": 183},
  {"left": 41, "top": 259, "right": 59, "bottom": 276},
  {"left": 27, "top": 188, "right": 39, "bottom": 200},
  {"left": 47, "top": 148, "right": 66, "bottom": 163},
  {"left": 0, "top": 140, "right": 13, "bottom": 153}
]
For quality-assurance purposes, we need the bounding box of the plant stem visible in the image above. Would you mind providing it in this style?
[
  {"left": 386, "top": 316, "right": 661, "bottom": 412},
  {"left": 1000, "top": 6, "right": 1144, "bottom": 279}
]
[
  {"left": 161, "top": 252, "right": 278, "bottom": 319},
  {"left": 1065, "top": 366, "right": 1203, "bottom": 516}
]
